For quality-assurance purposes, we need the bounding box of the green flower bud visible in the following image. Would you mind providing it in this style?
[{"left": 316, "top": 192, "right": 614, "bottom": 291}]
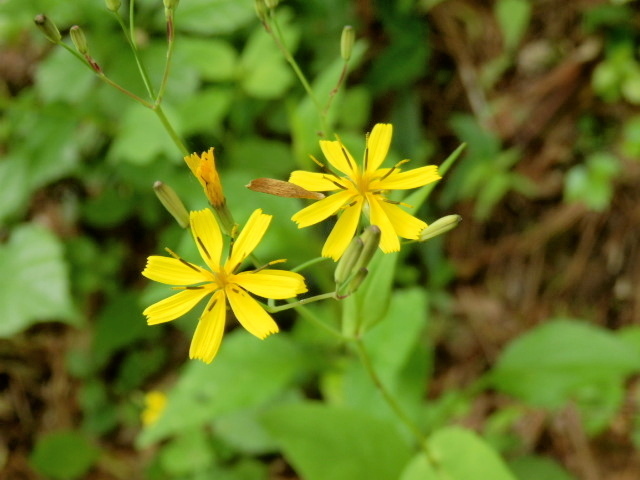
[
  {"left": 70, "top": 25, "right": 88, "bottom": 55},
  {"left": 154, "top": 181, "right": 190, "bottom": 228},
  {"left": 105, "top": 0, "right": 121, "bottom": 12},
  {"left": 353, "top": 225, "right": 380, "bottom": 272},
  {"left": 346, "top": 268, "right": 368, "bottom": 295},
  {"left": 340, "top": 25, "right": 355, "bottom": 61},
  {"left": 264, "top": 0, "right": 279, "bottom": 8},
  {"left": 334, "top": 236, "right": 364, "bottom": 286},
  {"left": 254, "top": 0, "right": 268, "bottom": 22},
  {"left": 419, "top": 215, "right": 462, "bottom": 242},
  {"left": 163, "top": 0, "right": 180, "bottom": 9},
  {"left": 34, "top": 14, "right": 61, "bottom": 43}
]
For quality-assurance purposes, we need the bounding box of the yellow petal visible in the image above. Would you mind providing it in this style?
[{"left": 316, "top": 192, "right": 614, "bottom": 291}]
[
  {"left": 184, "top": 151, "right": 202, "bottom": 178},
  {"left": 226, "top": 209, "right": 271, "bottom": 272},
  {"left": 289, "top": 170, "right": 343, "bottom": 192},
  {"left": 142, "top": 256, "right": 209, "bottom": 285},
  {"left": 189, "top": 290, "right": 226, "bottom": 364},
  {"left": 143, "top": 287, "right": 212, "bottom": 325},
  {"left": 378, "top": 201, "right": 427, "bottom": 239},
  {"left": 378, "top": 165, "right": 441, "bottom": 190},
  {"left": 291, "top": 190, "right": 355, "bottom": 228},
  {"left": 190, "top": 209, "right": 223, "bottom": 271},
  {"left": 366, "top": 124, "right": 392, "bottom": 172},
  {"left": 225, "top": 286, "right": 279, "bottom": 339},
  {"left": 232, "top": 270, "right": 307, "bottom": 299},
  {"left": 322, "top": 200, "right": 363, "bottom": 261},
  {"left": 367, "top": 196, "right": 401, "bottom": 253},
  {"left": 320, "top": 139, "right": 357, "bottom": 177}
]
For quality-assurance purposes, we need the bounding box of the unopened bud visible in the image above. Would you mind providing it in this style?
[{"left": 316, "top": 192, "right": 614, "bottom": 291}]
[
  {"left": 264, "top": 0, "right": 279, "bottom": 8},
  {"left": 347, "top": 268, "right": 368, "bottom": 294},
  {"left": 70, "top": 25, "right": 88, "bottom": 55},
  {"left": 334, "top": 237, "right": 364, "bottom": 286},
  {"left": 105, "top": 0, "right": 121, "bottom": 12},
  {"left": 419, "top": 215, "right": 462, "bottom": 242},
  {"left": 340, "top": 25, "right": 355, "bottom": 61},
  {"left": 153, "top": 181, "right": 190, "bottom": 228},
  {"left": 34, "top": 14, "right": 61, "bottom": 43},
  {"left": 163, "top": 0, "right": 180, "bottom": 9},
  {"left": 353, "top": 225, "right": 380, "bottom": 271}
]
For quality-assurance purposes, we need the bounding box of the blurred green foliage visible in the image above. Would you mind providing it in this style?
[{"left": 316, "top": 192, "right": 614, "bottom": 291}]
[{"left": 1, "top": 0, "right": 639, "bottom": 479}]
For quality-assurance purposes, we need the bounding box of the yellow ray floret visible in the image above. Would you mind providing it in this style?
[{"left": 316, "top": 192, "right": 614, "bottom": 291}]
[
  {"left": 141, "top": 208, "right": 307, "bottom": 364},
  {"left": 289, "top": 123, "right": 442, "bottom": 260}
]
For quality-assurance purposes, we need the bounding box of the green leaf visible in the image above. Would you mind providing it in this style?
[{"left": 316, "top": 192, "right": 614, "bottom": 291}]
[
  {"left": 428, "top": 427, "right": 517, "bottom": 480},
  {"left": 239, "top": 22, "right": 295, "bottom": 99},
  {"left": 509, "top": 455, "right": 576, "bottom": 480},
  {"left": 108, "top": 103, "right": 182, "bottom": 165},
  {"left": 176, "top": 38, "right": 238, "bottom": 82},
  {"left": 261, "top": 402, "right": 413, "bottom": 480},
  {"left": 400, "top": 454, "right": 439, "bottom": 480},
  {"left": 137, "top": 331, "right": 307, "bottom": 446},
  {"left": 0, "top": 224, "right": 76, "bottom": 337},
  {"left": 176, "top": 0, "right": 255, "bottom": 35},
  {"left": 159, "top": 428, "right": 214, "bottom": 476},
  {"left": 490, "top": 319, "right": 640, "bottom": 408},
  {"left": 29, "top": 430, "right": 100, "bottom": 480},
  {"left": 495, "top": 0, "right": 531, "bottom": 52}
]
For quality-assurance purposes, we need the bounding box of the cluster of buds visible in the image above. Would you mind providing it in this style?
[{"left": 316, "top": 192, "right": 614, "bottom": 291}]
[{"left": 334, "top": 226, "right": 381, "bottom": 299}]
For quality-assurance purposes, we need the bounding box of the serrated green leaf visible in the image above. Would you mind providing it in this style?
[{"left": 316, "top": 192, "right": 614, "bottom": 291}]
[
  {"left": 0, "top": 224, "right": 76, "bottom": 337},
  {"left": 261, "top": 402, "right": 413, "bottom": 480}
]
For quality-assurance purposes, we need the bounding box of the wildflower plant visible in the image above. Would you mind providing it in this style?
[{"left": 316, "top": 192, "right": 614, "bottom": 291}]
[{"left": 28, "top": 1, "right": 543, "bottom": 480}]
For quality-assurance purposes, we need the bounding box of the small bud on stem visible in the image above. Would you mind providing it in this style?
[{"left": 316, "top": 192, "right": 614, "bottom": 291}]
[
  {"left": 34, "top": 14, "right": 61, "bottom": 43},
  {"left": 153, "top": 181, "right": 190, "bottom": 228},
  {"left": 340, "top": 25, "right": 355, "bottom": 62}
]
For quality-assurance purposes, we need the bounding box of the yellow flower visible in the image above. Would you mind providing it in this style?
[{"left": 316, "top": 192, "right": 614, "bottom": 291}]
[
  {"left": 142, "top": 208, "right": 307, "bottom": 364},
  {"left": 141, "top": 391, "right": 167, "bottom": 426},
  {"left": 290, "top": 123, "right": 441, "bottom": 260},
  {"left": 184, "top": 147, "right": 225, "bottom": 208}
]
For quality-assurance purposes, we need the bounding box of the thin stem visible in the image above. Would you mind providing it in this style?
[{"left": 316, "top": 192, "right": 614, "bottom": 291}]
[
  {"left": 323, "top": 61, "right": 348, "bottom": 117},
  {"left": 113, "top": 12, "right": 156, "bottom": 100},
  {"left": 290, "top": 301, "right": 346, "bottom": 340},
  {"left": 154, "top": 106, "right": 189, "bottom": 156},
  {"left": 292, "top": 256, "right": 330, "bottom": 273},
  {"left": 267, "top": 10, "right": 328, "bottom": 136},
  {"left": 266, "top": 291, "right": 337, "bottom": 313},
  {"left": 155, "top": 13, "right": 176, "bottom": 106},
  {"left": 353, "top": 339, "right": 441, "bottom": 470}
]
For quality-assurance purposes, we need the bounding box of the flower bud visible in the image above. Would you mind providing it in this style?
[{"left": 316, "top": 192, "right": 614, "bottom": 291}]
[
  {"left": 347, "top": 268, "right": 368, "bottom": 294},
  {"left": 254, "top": 0, "right": 268, "bottom": 22},
  {"left": 264, "top": 0, "right": 279, "bottom": 8},
  {"left": 34, "top": 14, "right": 61, "bottom": 43},
  {"left": 153, "top": 181, "right": 190, "bottom": 228},
  {"left": 334, "top": 236, "right": 364, "bottom": 286},
  {"left": 419, "top": 215, "right": 462, "bottom": 242},
  {"left": 353, "top": 225, "right": 380, "bottom": 271},
  {"left": 70, "top": 25, "right": 88, "bottom": 55},
  {"left": 163, "top": 0, "right": 180, "bottom": 9},
  {"left": 340, "top": 25, "right": 355, "bottom": 61},
  {"left": 105, "top": 0, "right": 121, "bottom": 12}
]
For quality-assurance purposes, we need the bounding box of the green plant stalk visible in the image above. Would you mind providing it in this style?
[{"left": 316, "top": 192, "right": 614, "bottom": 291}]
[
  {"left": 155, "top": 15, "right": 176, "bottom": 106},
  {"left": 154, "top": 106, "right": 189, "bottom": 156},
  {"left": 292, "top": 256, "right": 330, "bottom": 273},
  {"left": 353, "top": 339, "right": 441, "bottom": 470},
  {"left": 113, "top": 12, "right": 157, "bottom": 100},
  {"left": 267, "top": 291, "right": 337, "bottom": 313},
  {"left": 267, "top": 9, "right": 328, "bottom": 136}
]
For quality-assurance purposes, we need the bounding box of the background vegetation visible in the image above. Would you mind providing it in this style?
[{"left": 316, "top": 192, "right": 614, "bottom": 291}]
[{"left": 1, "top": 0, "right": 640, "bottom": 479}]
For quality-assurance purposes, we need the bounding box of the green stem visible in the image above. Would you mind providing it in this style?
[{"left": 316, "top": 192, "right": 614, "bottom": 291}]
[
  {"left": 267, "top": 10, "right": 328, "bottom": 136},
  {"left": 154, "top": 106, "right": 189, "bottom": 156},
  {"left": 155, "top": 13, "right": 176, "bottom": 106},
  {"left": 292, "top": 256, "right": 330, "bottom": 273},
  {"left": 290, "top": 301, "right": 346, "bottom": 340},
  {"left": 113, "top": 12, "right": 156, "bottom": 100},
  {"left": 267, "top": 291, "right": 337, "bottom": 313},
  {"left": 353, "top": 339, "right": 441, "bottom": 470}
]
